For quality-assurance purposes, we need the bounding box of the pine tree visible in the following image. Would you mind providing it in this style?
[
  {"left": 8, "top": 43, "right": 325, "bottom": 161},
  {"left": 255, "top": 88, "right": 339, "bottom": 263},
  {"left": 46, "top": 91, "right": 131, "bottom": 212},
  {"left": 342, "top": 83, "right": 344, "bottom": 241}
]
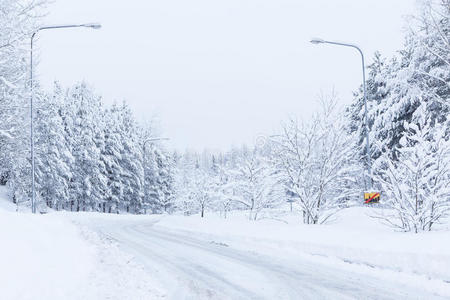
[
  {"left": 65, "top": 83, "right": 107, "bottom": 211},
  {"left": 349, "top": 0, "right": 449, "bottom": 168},
  {"left": 102, "top": 104, "right": 124, "bottom": 213},
  {"left": 154, "top": 149, "right": 175, "bottom": 213},
  {"left": 347, "top": 52, "right": 393, "bottom": 162},
  {"left": 34, "top": 85, "right": 73, "bottom": 210},
  {"left": 118, "top": 103, "right": 144, "bottom": 213}
]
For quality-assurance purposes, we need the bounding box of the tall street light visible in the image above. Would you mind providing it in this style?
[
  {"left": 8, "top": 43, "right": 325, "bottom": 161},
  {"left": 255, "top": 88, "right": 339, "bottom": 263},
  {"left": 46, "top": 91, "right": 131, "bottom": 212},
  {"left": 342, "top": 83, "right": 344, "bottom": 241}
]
[
  {"left": 310, "top": 38, "right": 372, "bottom": 189},
  {"left": 30, "top": 23, "right": 101, "bottom": 214},
  {"left": 143, "top": 137, "right": 170, "bottom": 214}
]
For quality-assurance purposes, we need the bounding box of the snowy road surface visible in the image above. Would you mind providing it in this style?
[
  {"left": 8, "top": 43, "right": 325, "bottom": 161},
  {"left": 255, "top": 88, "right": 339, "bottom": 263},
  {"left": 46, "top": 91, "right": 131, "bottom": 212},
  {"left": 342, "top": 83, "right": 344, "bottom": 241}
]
[{"left": 89, "top": 217, "right": 447, "bottom": 300}]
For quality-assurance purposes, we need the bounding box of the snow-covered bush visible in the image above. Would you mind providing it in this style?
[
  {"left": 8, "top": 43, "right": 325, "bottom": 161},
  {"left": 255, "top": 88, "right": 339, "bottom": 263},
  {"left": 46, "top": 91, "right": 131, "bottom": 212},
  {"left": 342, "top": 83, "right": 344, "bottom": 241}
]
[
  {"left": 374, "top": 111, "right": 450, "bottom": 232},
  {"left": 230, "top": 147, "right": 283, "bottom": 220},
  {"left": 273, "top": 98, "right": 359, "bottom": 224}
]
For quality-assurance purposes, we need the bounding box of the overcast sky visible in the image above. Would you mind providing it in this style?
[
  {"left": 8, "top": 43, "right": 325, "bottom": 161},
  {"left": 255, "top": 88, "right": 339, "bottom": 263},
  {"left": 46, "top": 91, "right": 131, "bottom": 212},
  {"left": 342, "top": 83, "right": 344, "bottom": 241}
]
[{"left": 38, "top": 0, "right": 417, "bottom": 151}]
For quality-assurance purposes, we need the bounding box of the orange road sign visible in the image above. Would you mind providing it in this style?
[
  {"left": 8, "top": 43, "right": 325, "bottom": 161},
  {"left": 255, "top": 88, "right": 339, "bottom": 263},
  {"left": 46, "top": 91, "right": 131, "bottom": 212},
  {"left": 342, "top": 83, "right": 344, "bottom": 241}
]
[{"left": 364, "top": 192, "right": 380, "bottom": 204}]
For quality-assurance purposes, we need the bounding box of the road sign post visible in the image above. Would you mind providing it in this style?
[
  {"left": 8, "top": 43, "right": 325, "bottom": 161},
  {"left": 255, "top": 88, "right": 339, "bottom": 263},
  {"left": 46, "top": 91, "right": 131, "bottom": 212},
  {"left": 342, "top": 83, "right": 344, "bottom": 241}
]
[{"left": 287, "top": 199, "right": 295, "bottom": 212}]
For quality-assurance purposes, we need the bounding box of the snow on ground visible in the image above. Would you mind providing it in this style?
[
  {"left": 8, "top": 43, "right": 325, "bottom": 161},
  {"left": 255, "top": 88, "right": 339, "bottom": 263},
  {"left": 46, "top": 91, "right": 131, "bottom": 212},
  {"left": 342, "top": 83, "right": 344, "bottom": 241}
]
[
  {"left": 0, "top": 185, "right": 17, "bottom": 212},
  {"left": 0, "top": 186, "right": 165, "bottom": 300},
  {"left": 155, "top": 207, "right": 450, "bottom": 296},
  {"left": 73, "top": 220, "right": 166, "bottom": 300},
  {"left": 73, "top": 207, "right": 450, "bottom": 299},
  {"left": 2, "top": 182, "right": 450, "bottom": 299},
  {"left": 0, "top": 204, "right": 95, "bottom": 299}
]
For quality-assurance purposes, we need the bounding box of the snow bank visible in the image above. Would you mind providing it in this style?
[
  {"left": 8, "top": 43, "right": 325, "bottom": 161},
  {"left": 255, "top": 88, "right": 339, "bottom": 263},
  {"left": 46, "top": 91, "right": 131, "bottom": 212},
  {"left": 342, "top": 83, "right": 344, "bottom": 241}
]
[
  {"left": 0, "top": 186, "right": 164, "bottom": 300},
  {"left": 0, "top": 209, "right": 96, "bottom": 299},
  {"left": 73, "top": 219, "right": 166, "bottom": 300},
  {"left": 156, "top": 207, "right": 450, "bottom": 291}
]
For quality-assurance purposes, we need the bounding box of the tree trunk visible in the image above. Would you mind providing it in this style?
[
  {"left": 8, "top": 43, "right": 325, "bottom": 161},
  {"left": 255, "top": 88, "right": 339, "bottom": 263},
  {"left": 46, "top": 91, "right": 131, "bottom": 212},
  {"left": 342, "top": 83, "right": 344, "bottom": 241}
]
[
  {"left": 428, "top": 202, "right": 435, "bottom": 231},
  {"left": 249, "top": 198, "right": 255, "bottom": 220}
]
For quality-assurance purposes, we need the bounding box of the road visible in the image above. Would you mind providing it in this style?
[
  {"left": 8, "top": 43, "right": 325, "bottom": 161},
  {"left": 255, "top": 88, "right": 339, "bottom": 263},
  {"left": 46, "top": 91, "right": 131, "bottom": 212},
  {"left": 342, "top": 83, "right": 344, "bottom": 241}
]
[{"left": 90, "top": 217, "right": 446, "bottom": 300}]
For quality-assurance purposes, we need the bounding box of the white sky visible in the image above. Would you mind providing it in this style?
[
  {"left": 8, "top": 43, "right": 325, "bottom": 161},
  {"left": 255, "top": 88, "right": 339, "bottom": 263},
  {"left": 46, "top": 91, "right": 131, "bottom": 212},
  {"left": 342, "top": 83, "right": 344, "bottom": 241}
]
[{"left": 38, "top": 0, "right": 417, "bottom": 151}]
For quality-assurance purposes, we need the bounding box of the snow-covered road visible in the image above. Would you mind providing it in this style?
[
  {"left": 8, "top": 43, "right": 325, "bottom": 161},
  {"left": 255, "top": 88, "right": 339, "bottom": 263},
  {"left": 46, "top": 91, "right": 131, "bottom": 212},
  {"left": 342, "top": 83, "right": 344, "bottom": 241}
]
[{"left": 89, "top": 217, "right": 447, "bottom": 300}]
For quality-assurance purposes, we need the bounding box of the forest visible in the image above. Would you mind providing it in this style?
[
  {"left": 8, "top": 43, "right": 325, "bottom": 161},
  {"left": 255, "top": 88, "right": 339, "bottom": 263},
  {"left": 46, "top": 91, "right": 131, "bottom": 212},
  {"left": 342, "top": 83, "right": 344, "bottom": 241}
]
[{"left": 0, "top": 0, "right": 449, "bottom": 233}]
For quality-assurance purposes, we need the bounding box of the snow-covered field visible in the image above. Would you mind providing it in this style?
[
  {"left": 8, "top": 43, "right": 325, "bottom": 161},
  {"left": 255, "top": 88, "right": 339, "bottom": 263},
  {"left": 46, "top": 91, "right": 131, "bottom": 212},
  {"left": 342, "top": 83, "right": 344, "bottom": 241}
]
[{"left": 1, "top": 184, "right": 450, "bottom": 299}]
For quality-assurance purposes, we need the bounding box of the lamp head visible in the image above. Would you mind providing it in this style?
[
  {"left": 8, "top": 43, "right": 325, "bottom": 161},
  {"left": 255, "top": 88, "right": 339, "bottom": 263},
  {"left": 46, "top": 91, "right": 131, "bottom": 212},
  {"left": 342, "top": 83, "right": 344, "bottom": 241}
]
[
  {"left": 82, "top": 23, "right": 102, "bottom": 29},
  {"left": 310, "top": 37, "right": 325, "bottom": 44}
]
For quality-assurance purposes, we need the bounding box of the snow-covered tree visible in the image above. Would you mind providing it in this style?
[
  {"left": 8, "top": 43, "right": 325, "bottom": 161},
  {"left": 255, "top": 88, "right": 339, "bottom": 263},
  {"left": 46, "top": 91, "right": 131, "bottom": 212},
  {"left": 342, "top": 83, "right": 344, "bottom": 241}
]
[
  {"left": 374, "top": 107, "right": 450, "bottom": 232},
  {"left": 0, "top": 0, "right": 46, "bottom": 204},
  {"left": 349, "top": 0, "right": 449, "bottom": 167},
  {"left": 174, "top": 153, "right": 216, "bottom": 217},
  {"left": 347, "top": 52, "right": 394, "bottom": 165},
  {"left": 64, "top": 83, "right": 107, "bottom": 212},
  {"left": 34, "top": 85, "right": 73, "bottom": 210},
  {"left": 0, "top": 0, "right": 175, "bottom": 214},
  {"left": 231, "top": 146, "right": 281, "bottom": 220},
  {"left": 174, "top": 153, "right": 197, "bottom": 216},
  {"left": 118, "top": 103, "right": 144, "bottom": 213},
  {"left": 101, "top": 104, "right": 124, "bottom": 213},
  {"left": 144, "top": 145, "right": 175, "bottom": 214},
  {"left": 210, "top": 161, "right": 236, "bottom": 219},
  {"left": 274, "top": 98, "right": 359, "bottom": 224}
]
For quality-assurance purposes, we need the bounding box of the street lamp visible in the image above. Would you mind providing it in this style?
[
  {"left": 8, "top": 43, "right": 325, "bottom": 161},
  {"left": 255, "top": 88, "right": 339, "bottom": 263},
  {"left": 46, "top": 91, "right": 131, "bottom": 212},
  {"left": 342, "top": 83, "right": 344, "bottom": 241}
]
[
  {"left": 310, "top": 37, "right": 372, "bottom": 189},
  {"left": 142, "top": 138, "right": 170, "bottom": 214},
  {"left": 30, "top": 23, "right": 101, "bottom": 213}
]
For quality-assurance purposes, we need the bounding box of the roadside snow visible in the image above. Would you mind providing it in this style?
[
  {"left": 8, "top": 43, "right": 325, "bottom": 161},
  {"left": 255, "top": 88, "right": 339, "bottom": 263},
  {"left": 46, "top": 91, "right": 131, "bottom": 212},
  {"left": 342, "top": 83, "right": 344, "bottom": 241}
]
[
  {"left": 155, "top": 207, "right": 450, "bottom": 293},
  {"left": 0, "top": 186, "right": 165, "bottom": 300},
  {"left": 0, "top": 208, "right": 96, "bottom": 299},
  {"left": 2, "top": 181, "right": 449, "bottom": 299},
  {"left": 74, "top": 220, "right": 166, "bottom": 300}
]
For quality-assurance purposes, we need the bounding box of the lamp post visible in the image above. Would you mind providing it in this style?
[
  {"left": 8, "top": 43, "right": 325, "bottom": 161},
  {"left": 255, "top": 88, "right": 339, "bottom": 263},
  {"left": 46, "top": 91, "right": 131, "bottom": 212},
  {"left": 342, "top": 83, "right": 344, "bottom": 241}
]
[
  {"left": 142, "top": 138, "right": 170, "bottom": 214},
  {"left": 310, "top": 38, "right": 372, "bottom": 189},
  {"left": 30, "top": 23, "right": 101, "bottom": 213}
]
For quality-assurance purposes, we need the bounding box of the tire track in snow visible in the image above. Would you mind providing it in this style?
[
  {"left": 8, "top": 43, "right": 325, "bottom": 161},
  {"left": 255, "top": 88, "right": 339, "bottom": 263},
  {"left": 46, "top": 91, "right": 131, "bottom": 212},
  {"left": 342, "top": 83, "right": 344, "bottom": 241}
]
[{"left": 90, "top": 218, "right": 448, "bottom": 300}]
